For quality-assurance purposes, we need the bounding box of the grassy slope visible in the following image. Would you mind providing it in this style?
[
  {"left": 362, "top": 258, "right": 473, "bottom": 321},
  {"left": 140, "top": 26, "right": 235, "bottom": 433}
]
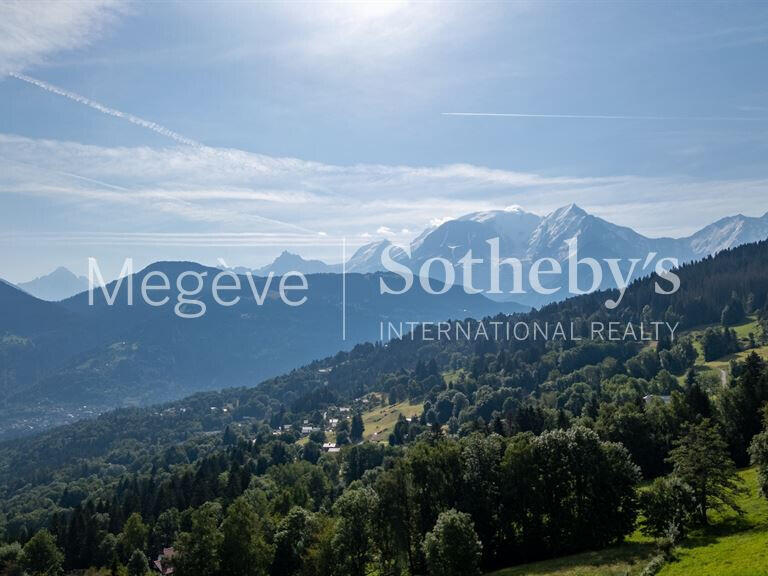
[
  {"left": 295, "top": 397, "right": 423, "bottom": 446},
  {"left": 485, "top": 541, "right": 656, "bottom": 576},
  {"left": 659, "top": 467, "right": 768, "bottom": 576},
  {"left": 487, "top": 468, "right": 768, "bottom": 576},
  {"left": 362, "top": 398, "right": 423, "bottom": 443}
]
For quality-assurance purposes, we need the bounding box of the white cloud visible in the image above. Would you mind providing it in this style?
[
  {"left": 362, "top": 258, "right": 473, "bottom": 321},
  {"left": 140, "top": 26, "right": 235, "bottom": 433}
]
[
  {"left": 430, "top": 216, "right": 454, "bottom": 228},
  {"left": 1, "top": 133, "right": 767, "bottom": 251},
  {"left": 0, "top": 1, "right": 124, "bottom": 74}
]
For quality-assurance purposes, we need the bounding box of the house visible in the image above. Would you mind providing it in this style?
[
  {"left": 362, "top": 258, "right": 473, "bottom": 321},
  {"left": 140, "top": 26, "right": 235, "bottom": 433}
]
[
  {"left": 322, "top": 442, "right": 337, "bottom": 451},
  {"left": 153, "top": 547, "right": 175, "bottom": 575},
  {"left": 643, "top": 394, "right": 671, "bottom": 405}
]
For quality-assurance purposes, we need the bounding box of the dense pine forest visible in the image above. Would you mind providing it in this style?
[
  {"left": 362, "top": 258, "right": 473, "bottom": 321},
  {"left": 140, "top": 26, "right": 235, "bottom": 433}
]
[{"left": 3, "top": 241, "right": 768, "bottom": 576}]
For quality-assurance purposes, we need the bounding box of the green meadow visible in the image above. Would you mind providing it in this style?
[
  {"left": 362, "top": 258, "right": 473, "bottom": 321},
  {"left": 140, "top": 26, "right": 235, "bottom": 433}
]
[{"left": 488, "top": 467, "right": 768, "bottom": 576}]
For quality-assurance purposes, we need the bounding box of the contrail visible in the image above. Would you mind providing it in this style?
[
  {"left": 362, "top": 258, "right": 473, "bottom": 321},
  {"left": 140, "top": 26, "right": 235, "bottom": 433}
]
[
  {"left": 5, "top": 74, "right": 329, "bottom": 235},
  {"left": 442, "top": 112, "right": 761, "bottom": 121},
  {"left": 9, "top": 72, "right": 202, "bottom": 146},
  {"left": 1, "top": 155, "right": 132, "bottom": 192}
]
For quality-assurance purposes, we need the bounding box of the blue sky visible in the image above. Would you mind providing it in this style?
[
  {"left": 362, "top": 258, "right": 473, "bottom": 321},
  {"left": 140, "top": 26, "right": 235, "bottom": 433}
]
[{"left": 1, "top": 1, "right": 768, "bottom": 282}]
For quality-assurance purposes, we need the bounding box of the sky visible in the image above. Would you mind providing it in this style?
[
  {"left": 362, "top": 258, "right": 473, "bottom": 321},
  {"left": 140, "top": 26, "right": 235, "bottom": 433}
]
[{"left": 1, "top": 1, "right": 768, "bottom": 282}]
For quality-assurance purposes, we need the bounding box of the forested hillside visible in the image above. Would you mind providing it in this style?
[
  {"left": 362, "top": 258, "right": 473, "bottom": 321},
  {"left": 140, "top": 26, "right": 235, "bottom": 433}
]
[
  {"left": 0, "top": 264, "right": 523, "bottom": 439},
  {"left": 2, "top": 241, "right": 768, "bottom": 576}
]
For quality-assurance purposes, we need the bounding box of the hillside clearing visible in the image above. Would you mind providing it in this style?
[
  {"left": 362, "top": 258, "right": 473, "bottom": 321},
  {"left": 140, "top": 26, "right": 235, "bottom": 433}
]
[{"left": 362, "top": 398, "right": 423, "bottom": 443}]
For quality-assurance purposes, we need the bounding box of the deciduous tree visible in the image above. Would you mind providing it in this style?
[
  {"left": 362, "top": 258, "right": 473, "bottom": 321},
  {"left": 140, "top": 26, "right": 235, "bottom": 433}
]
[
  {"left": 220, "top": 496, "right": 272, "bottom": 576},
  {"left": 20, "top": 530, "right": 64, "bottom": 576},
  {"left": 174, "top": 502, "right": 223, "bottom": 576},
  {"left": 332, "top": 486, "right": 377, "bottom": 576},
  {"left": 422, "top": 509, "right": 482, "bottom": 576}
]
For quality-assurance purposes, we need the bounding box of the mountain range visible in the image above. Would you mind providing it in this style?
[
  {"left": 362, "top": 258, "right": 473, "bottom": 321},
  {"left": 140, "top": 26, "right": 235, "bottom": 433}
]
[
  {"left": 228, "top": 205, "right": 768, "bottom": 301},
  {"left": 272, "top": 205, "right": 768, "bottom": 305},
  {"left": 17, "top": 206, "right": 768, "bottom": 304}
]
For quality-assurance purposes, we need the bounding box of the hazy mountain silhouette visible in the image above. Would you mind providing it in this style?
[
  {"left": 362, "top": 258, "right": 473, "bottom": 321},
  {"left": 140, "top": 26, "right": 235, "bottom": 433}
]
[
  {"left": 0, "top": 262, "right": 525, "bottom": 437},
  {"left": 17, "top": 267, "right": 89, "bottom": 301}
]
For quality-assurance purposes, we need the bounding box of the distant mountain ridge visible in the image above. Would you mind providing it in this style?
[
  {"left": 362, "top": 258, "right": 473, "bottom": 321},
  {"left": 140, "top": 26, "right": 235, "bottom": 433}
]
[
  {"left": 254, "top": 251, "right": 342, "bottom": 275},
  {"left": 17, "top": 267, "right": 89, "bottom": 301},
  {"left": 247, "top": 205, "right": 768, "bottom": 306},
  {"left": 253, "top": 205, "right": 768, "bottom": 277},
  {"left": 405, "top": 204, "right": 768, "bottom": 265}
]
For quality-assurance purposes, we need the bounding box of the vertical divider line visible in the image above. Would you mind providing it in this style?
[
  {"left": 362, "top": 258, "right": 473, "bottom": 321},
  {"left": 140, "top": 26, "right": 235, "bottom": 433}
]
[{"left": 342, "top": 237, "right": 346, "bottom": 341}]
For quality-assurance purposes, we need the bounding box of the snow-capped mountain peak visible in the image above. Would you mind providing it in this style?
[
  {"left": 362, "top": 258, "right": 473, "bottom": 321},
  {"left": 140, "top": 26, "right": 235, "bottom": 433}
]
[
  {"left": 550, "top": 203, "right": 587, "bottom": 221},
  {"left": 687, "top": 213, "right": 768, "bottom": 258},
  {"left": 526, "top": 204, "right": 593, "bottom": 258}
]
